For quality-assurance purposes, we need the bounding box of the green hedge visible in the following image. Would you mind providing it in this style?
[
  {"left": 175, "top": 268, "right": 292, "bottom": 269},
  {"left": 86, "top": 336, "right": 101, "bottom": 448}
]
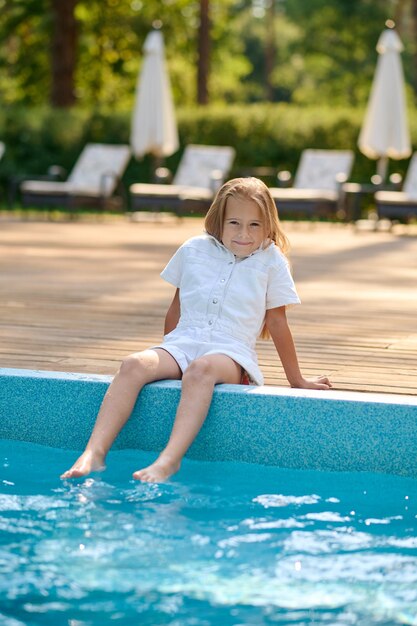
[{"left": 0, "top": 104, "right": 416, "bottom": 200}]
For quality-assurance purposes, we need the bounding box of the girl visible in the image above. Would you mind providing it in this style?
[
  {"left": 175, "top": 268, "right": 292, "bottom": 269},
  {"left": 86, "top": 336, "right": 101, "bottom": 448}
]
[{"left": 61, "top": 177, "right": 331, "bottom": 483}]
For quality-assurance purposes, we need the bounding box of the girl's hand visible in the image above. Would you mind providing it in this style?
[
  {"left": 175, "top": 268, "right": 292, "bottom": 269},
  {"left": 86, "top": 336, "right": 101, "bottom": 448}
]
[{"left": 293, "top": 375, "right": 332, "bottom": 390}]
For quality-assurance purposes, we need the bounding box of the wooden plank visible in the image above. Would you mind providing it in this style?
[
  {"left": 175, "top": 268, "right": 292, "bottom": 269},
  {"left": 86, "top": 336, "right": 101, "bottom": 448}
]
[{"left": 0, "top": 217, "right": 416, "bottom": 396}]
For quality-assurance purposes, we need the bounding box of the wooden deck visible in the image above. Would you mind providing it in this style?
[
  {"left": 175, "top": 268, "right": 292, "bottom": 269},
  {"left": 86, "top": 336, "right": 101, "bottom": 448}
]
[{"left": 1, "top": 215, "right": 416, "bottom": 396}]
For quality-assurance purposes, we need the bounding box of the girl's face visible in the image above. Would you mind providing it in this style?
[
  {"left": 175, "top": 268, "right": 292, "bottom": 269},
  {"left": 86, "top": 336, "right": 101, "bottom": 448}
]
[{"left": 221, "top": 196, "right": 266, "bottom": 258}]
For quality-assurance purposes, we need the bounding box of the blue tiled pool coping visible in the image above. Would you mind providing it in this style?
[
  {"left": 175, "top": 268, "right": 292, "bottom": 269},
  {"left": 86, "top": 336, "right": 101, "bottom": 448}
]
[{"left": 1, "top": 367, "right": 417, "bottom": 477}]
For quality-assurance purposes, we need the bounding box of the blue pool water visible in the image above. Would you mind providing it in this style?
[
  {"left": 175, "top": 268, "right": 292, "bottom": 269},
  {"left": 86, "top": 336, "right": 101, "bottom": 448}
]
[{"left": 1, "top": 440, "right": 417, "bottom": 626}]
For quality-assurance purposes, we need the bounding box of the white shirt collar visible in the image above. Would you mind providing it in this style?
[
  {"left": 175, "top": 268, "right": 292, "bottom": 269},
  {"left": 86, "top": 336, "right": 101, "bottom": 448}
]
[{"left": 206, "top": 233, "right": 273, "bottom": 259}]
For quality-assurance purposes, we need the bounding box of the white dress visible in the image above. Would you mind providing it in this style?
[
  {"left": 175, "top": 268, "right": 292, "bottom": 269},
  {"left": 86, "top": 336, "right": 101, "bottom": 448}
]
[{"left": 154, "top": 234, "right": 300, "bottom": 385}]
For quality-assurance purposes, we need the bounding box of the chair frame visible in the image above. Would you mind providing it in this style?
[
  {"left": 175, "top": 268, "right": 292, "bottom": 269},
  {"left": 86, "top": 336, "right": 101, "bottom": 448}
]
[
  {"left": 375, "top": 153, "right": 417, "bottom": 222},
  {"left": 129, "top": 144, "right": 235, "bottom": 216},
  {"left": 269, "top": 149, "right": 354, "bottom": 219},
  {"left": 19, "top": 144, "right": 131, "bottom": 212}
]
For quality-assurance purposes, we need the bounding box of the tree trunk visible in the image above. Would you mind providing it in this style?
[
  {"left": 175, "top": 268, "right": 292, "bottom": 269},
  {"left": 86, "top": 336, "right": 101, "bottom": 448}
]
[
  {"left": 393, "top": 0, "right": 407, "bottom": 30},
  {"left": 265, "top": 0, "right": 276, "bottom": 101},
  {"left": 197, "top": 0, "right": 210, "bottom": 104},
  {"left": 50, "top": 0, "right": 78, "bottom": 107}
]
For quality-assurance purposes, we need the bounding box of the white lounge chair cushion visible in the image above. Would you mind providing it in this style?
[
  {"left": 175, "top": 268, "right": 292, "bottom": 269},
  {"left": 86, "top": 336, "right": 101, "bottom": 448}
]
[
  {"left": 20, "top": 180, "right": 114, "bottom": 198},
  {"left": 129, "top": 183, "right": 213, "bottom": 201},
  {"left": 375, "top": 190, "right": 417, "bottom": 205},
  {"left": 68, "top": 144, "right": 131, "bottom": 195},
  {"left": 130, "top": 145, "right": 235, "bottom": 203},
  {"left": 293, "top": 149, "right": 354, "bottom": 191},
  {"left": 21, "top": 144, "right": 131, "bottom": 198},
  {"left": 21, "top": 180, "right": 71, "bottom": 195},
  {"left": 402, "top": 153, "right": 417, "bottom": 197},
  {"left": 173, "top": 145, "right": 235, "bottom": 189},
  {"left": 269, "top": 188, "right": 338, "bottom": 202},
  {"left": 375, "top": 153, "right": 417, "bottom": 204},
  {"left": 269, "top": 149, "right": 353, "bottom": 209}
]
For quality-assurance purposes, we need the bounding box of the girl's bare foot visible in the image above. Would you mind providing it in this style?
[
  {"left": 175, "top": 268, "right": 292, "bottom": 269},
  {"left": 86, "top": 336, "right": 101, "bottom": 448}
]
[
  {"left": 133, "top": 456, "right": 180, "bottom": 483},
  {"left": 60, "top": 450, "right": 106, "bottom": 479}
]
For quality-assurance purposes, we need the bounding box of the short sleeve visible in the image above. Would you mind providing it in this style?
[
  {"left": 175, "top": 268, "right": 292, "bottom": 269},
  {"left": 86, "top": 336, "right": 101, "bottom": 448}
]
[
  {"left": 160, "top": 245, "right": 185, "bottom": 287},
  {"left": 266, "top": 254, "right": 301, "bottom": 309}
]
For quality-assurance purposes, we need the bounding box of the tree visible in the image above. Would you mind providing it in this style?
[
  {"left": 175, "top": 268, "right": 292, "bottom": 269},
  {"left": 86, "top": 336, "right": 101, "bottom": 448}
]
[
  {"left": 197, "top": 0, "right": 210, "bottom": 104},
  {"left": 264, "top": 0, "right": 276, "bottom": 101},
  {"left": 0, "top": 0, "right": 50, "bottom": 105},
  {"left": 50, "top": 0, "right": 77, "bottom": 107},
  {"left": 0, "top": 0, "right": 415, "bottom": 109}
]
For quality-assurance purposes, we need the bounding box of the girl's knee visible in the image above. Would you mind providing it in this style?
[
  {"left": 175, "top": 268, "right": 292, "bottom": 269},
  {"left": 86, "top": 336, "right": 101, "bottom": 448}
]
[
  {"left": 183, "top": 358, "right": 215, "bottom": 383},
  {"left": 119, "top": 354, "right": 142, "bottom": 377},
  {"left": 119, "top": 352, "right": 155, "bottom": 379}
]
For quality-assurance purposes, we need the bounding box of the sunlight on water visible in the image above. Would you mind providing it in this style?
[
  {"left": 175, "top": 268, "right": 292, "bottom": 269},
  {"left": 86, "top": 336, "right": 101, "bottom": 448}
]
[{"left": 1, "top": 439, "right": 417, "bottom": 625}]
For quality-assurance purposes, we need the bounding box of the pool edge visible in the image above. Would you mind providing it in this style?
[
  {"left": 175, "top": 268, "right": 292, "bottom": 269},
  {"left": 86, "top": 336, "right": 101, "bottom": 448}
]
[{"left": 1, "top": 367, "right": 417, "bottom": 477}]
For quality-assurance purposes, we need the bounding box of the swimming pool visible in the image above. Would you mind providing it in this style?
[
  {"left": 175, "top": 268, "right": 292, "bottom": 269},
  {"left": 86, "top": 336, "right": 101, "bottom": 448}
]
[{"left": 1, "top": 368, "right": 417, "bottom": 625}]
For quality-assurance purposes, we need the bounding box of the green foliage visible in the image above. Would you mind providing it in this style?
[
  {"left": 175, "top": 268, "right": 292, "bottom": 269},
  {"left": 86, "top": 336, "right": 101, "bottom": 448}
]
[
  {"left": 176, "top": 103, "right": 385, "bottom": 181},
  {"left": 276, "top": 0, "right": 390, "bottom": 105},
  {"left": 0, "top": 0, "right": 412, "bottom": 109},
  {"left": 0, "top": 0, "right": 50, "bottom": 105},
  {"left": 1, "top": 103, "right": 416, "bottom": 199},
  {"left": 0, "top": 0, "right": 196, "bottom": 108}
]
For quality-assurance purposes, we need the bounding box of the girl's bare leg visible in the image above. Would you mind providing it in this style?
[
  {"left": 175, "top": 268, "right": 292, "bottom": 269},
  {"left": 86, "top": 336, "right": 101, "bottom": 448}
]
[
  {"left": 133, "top": 354, "right": 241, "bottom": 483},
  {"left": 60, "top": 349, "right": 181, "bottom": 479}
]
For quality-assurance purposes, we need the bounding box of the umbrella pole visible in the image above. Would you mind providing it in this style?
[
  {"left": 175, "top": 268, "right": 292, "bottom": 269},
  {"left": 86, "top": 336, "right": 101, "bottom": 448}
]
[
  {"left": 152, "top": 156, "right": 163, "bottom": 182},
  {"left": 377, "top": 156, "right": 388, "bottom": 183}
]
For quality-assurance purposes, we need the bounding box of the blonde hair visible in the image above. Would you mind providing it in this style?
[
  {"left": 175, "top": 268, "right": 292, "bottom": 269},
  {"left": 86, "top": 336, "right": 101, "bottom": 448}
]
[
  {"left": 205, "top": 177, "right": 291, "bottom": 340},
  {"left": 204, "top": 177, "right": 290, "bottom": 256}
]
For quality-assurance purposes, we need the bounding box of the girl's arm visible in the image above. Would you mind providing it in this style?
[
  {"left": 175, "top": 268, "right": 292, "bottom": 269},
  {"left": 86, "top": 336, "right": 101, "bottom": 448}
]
[
  {"left": 164, "top": 288, "right": 181, "bottom": 335},
  {"left": 265, "top": 306, "right": 331, "bottom": 390}
]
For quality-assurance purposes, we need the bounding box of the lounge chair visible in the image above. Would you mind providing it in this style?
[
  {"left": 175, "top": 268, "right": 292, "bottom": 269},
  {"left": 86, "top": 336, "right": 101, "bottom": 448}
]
[
  {"left": 20, "top": 143, "right": 131, "bottom": 210},
  {"left": 375, "top": 153, "right": 417, "bottom": 222},
  {"left": 129, "top": 144, "right": 235, "bottom": 215},
  {"left": 269, "top": 149, "right": 354, "bottom": 218}
]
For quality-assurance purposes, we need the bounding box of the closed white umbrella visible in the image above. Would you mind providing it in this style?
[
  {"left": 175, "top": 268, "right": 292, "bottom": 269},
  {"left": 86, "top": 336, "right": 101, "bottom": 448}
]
[
  {"left": 130, "top": 30, "right": 179, "bottom": 161},
  {"left": 358, "top": 26, "right": 411, "bottom": 181}
]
